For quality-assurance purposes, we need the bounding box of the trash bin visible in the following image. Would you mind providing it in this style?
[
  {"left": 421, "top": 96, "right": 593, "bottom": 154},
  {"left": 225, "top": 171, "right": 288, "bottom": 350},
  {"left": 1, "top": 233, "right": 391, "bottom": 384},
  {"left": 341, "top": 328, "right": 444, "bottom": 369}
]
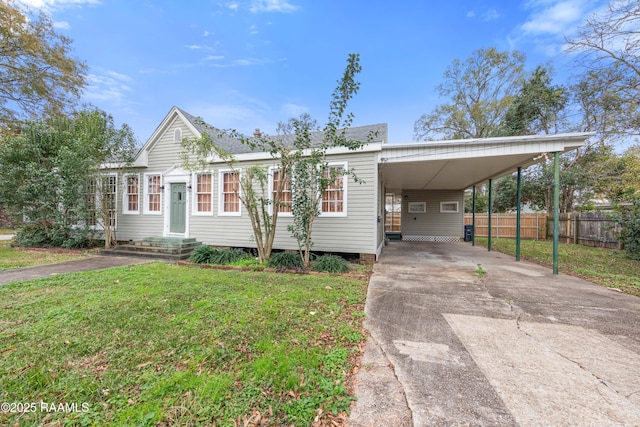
[{"left": 464, "top": 224, "right": 473, "bottom": 242}]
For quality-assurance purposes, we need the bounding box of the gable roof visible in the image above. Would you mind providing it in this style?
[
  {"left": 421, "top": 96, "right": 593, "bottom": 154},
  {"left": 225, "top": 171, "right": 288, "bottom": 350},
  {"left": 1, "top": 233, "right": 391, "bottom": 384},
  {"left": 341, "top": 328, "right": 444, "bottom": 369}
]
[
  {"left": 177, "top": 106, "right": 388, "bottom": 154},
  {"left": 134, "top": 106, "right": 388, "bottom": 167}
]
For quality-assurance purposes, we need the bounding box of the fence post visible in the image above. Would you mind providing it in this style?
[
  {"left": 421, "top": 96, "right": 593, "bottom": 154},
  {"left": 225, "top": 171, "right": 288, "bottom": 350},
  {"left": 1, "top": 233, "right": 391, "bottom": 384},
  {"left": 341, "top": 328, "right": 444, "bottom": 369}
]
[
  {"left": 567, "top": 212, "right": 571, "bottom": 244},
  {"left": 574, "top": 213, "right": 579, "bottom": 245}
]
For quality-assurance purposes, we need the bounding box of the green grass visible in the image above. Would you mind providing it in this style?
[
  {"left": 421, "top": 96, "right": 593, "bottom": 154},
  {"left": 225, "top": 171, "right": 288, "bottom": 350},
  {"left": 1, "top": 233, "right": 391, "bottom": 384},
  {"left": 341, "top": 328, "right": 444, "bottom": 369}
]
[
  {"left": 0, "top": 228, "right": 15, "bottom": 235},
  {"left": 0, "top": 263, "right": 368, "bottom": 426},
  {"left": 475, "top": 238, "right": 640, "bottom": 296},
  {"left": 0, "top": 240, "right": 90, "bottom": 271}
]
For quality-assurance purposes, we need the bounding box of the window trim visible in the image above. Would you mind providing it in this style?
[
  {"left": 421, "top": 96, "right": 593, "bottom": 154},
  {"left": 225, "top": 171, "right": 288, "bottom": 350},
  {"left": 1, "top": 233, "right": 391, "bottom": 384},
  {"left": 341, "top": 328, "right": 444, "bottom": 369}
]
[
  {"left": 192, "top": 172, "right": 214, "bottom": 216},
  {"left": 268, "top": 166, "right": 293, "bottom": 216},
  {"left": 122, "top": 173, "right": 140, "bottom": 214},
  {"left": 174, "top": 128, "right": 182, "bottom": 144},
  {"left": 440, "top": 201, "right": 460, "bottom": 213},
  {"left": 143, "top": 173, "right": 163, "bottom": 215},
  {"left": 218, "top": 169, "right": 241, "bottom": 216},
  {"left": 320, "top": 162, "right": 348, "bottom": 217},
  {"left": 86, "top": 173, "right": 118, "bottom": 230}
]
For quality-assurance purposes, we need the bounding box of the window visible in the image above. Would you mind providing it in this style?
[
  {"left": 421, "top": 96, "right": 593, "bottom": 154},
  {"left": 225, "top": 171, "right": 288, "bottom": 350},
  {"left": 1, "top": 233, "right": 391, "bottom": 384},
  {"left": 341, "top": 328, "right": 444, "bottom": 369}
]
[
  {"left": 440, "top": 201, "right": 459, "bottom": 213},
  {"left": 194, "top": 173, "right": 213, "bottom": 214},
  {"left": 85, "top": 179, "right": 97, "bottom": 227},
  {"left": 321, "top": 164, "right": 346, "bottom": 215},
  {"left": 174, "top": 128, "right": 182, "bottom": 144},
  {"left": 408, "top": 202, "right": 426, "bottom": 213},
  {"left": 103, "top": 175, "right": 118, "bottom": 227},
  {"left": 85, "top": 174, "right": 117, "bottom": 228},
  {"left": 271, "top": 169, "right": 292, "bottom": 214},
  {"left": 145, "top": 174, "right": 162, "bottom": 214},
  {"left": 123, "top": 174, "right": 139, "bottom": 214},
  {"left": 219, "top": 170, "right": 240, "bottom": 215}
]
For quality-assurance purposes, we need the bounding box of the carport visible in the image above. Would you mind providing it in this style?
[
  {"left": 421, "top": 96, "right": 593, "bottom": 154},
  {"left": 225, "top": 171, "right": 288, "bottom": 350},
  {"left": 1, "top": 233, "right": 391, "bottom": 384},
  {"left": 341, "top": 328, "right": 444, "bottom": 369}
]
[{"left": 378, "top": 132, "right": 593, "bottom": 273}]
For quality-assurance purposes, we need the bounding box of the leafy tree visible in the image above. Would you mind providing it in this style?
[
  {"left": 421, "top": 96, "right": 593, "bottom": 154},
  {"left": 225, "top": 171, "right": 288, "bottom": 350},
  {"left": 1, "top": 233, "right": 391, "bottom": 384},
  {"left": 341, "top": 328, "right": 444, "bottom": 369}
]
[
  {"left": 0, "top": 0, "right": 87, "bottom": 131},
  {"left": 414, "top": 47, "right": 526, "bottom": 140},
  {"left": 284, "top": 54, "right": 368, "bottom": 268},
  {"left": 502, "top": 66, "right": 568, "bottom": 136},
  {"left": 597, "top": 144, "right": 640, "bottom": 202},
  {"left": 182, "top": 127, "right": 293, "bottom": 264},
  {"left": 464, "top": 186, "right": 488, "bottom": 213},
  {"left": 566, "top": 0, "right": 640, "bottom": 139},
  {"left": 182, "top": 54, "right": 370, "bottom": 267},
  {"left": 0, "top": 109, "right": 136, "bottom": 248}
]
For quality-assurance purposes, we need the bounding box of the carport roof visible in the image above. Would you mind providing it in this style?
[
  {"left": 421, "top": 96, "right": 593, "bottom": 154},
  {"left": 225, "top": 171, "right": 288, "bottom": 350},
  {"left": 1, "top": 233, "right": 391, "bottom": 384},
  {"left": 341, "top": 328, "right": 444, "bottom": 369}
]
[{"left": 379, "top": 132, "right": 593, "bottom": 191}]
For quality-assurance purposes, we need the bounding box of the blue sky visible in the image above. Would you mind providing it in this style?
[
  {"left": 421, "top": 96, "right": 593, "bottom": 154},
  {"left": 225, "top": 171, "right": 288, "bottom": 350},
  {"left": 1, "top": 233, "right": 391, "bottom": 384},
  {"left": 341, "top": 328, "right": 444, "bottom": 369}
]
[{"left": 19, "top": 0, "right": 608, "bottom": 144}]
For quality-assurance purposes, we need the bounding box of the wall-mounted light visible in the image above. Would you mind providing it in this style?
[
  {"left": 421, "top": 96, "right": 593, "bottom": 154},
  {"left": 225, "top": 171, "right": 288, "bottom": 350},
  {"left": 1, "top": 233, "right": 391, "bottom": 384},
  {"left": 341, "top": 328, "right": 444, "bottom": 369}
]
[
  {"left": 187, "top": 184, "right": 192, "bottom": 190},
  {"left": 160, "top": 185, "right": 165, "bottom": 190}
]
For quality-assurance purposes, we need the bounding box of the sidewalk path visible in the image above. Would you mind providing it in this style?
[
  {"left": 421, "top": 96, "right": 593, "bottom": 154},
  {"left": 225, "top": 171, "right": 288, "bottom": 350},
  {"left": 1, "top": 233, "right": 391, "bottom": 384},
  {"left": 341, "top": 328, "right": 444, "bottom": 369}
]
[{"left": 0, "top": 255, "right": 154, "bottom": 285}]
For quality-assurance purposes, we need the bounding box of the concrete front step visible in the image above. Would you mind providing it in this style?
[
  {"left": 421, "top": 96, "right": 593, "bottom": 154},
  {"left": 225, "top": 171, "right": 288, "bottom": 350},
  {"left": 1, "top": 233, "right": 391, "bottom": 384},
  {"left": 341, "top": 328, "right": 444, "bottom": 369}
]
[{"left": 102, "top": 237, "right": 203, "bottom": 261}]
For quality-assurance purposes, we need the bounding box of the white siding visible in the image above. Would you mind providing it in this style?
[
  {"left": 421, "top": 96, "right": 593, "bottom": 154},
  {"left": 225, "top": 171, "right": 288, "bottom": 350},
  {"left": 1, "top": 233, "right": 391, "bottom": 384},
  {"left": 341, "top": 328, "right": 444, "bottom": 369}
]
[
  {"left": 115, "top": 116, "right": 197, "bottom": 240},
  {"left": 115, "top": 113, "right": 379, "bottom": 254},
  {"left": 190, "top": 151, "right": 379, "bottom": 255},
  {"left": 401, "top": 190, "right": 464, "bottom": 241}
]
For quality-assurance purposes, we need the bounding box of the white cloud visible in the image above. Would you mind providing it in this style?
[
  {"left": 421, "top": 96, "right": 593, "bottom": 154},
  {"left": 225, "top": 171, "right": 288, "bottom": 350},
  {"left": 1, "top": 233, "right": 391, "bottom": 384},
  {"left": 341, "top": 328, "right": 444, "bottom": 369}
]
[
  {"left": 482, "top": 9, "right": 500, "bottom": 21},
  {"left": 186, "top": 44, "right": 203, "bottom": 50},
  {"left": 53, "top": 20, "right": 69, "bottom": 29},
  {"left": 204, "top": 55, "right": 225, "bottom": 61},
  {"left": 281, "top": 103, "right": 308, "bottom": 118},
  {"left": 203, "top": 30, "right": 211, "bottom": 37},
  {"left": 466, "top": 11, "right": 476, "bottom": 18},
  {"left": 83, "top": 69, "right": 133, "bottom": 107},
  {"left": 16, "top": 0, "right": 100, "bottom": 12},
  {"left": 249, "top": 0, "right": 298, "bottom": 13},
  {"left": 227, "top": 2, "right": 239, "bottom": 11},
  {"left": 250, "top": 24, "right": 258, "bottom": 35},
  {"left": 521, "top": 0, "right": 589, "bottom": 35}
]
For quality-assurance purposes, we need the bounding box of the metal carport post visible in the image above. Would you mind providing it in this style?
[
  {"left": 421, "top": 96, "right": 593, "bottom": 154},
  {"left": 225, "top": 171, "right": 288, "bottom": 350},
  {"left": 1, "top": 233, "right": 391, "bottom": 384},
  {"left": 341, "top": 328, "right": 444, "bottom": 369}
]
[{"left": 553, "top": 151, "right": 560, "bottom": 274}]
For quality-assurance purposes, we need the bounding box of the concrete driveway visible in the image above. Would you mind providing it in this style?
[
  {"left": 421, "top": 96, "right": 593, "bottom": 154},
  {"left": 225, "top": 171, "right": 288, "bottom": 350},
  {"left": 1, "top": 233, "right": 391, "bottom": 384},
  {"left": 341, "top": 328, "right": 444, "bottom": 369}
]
[{"left": 349, "top": 241, "right": 640, "bottom": 426}]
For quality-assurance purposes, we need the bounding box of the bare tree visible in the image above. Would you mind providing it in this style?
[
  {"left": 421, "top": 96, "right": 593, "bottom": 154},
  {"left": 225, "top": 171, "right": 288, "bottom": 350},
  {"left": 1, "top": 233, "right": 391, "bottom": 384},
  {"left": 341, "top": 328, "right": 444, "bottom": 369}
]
[{"left": 566, "top": 0, "right": 640, "bottom": 137}]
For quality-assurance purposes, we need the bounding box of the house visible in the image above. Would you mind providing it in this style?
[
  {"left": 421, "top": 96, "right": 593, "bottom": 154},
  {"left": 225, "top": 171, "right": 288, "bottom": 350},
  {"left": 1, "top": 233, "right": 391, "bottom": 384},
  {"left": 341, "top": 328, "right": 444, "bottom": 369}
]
[{"left": 110, "top": 106, "right": 591, "bottom": 262}]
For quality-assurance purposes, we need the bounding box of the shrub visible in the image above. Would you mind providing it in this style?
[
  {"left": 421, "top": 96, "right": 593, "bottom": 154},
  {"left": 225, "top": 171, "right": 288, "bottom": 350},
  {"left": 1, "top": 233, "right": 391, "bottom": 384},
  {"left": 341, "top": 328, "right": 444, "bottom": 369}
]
[
  {"left": 189, "top": 246, "right": 216, "bottom": 264},
  {"left": 610, "top": 198, "right": 640, "bottom": 260},
  {"left": 14, "top": 224, "right": 93, "bottom": 248},
  {"left": 209, "top": 248, "right": 249, "bottom": 265},
  {"left": 267, "top": 251, "right": 304, "bottom": 269},
  {"left": 190, "top": 247, "right": 250, "bottom": 265},
  {"left": 311, "top": 255, "right": 350, "bottom": 273}
]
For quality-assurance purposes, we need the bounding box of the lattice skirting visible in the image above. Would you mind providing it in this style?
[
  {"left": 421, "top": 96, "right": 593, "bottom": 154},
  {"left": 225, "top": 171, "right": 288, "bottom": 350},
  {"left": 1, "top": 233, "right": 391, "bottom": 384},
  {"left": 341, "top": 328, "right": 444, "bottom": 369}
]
[{"left": 402, "top": 235, "right": 461, "bottom": 243}]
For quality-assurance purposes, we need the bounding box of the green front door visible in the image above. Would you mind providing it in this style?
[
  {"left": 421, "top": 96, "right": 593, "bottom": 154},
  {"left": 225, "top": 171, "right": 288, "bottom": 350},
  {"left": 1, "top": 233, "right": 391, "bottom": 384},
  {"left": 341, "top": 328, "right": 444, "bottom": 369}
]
[{"left": 170, "top": 183, "right": 186, "bottom": 234}]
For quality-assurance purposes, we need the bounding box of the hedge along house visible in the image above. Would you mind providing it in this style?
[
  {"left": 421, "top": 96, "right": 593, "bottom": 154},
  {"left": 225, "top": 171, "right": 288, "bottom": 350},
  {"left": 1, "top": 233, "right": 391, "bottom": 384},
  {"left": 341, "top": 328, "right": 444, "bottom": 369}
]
[{"left": 109, "top": 106, "right": 591, "bottom": 263}]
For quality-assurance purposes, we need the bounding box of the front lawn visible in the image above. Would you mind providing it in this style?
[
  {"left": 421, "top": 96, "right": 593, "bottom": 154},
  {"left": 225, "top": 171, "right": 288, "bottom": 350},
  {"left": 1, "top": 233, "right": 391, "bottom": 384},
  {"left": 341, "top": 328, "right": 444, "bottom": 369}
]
[
  {"left": 0, "top": 240, "right": 90, "bottom": 271},
  {"left": 0, "top": 263, "right": 368, "bottom": 426},
  {"left": 475, "top": 238, "right": 640, "bottom": 296}
]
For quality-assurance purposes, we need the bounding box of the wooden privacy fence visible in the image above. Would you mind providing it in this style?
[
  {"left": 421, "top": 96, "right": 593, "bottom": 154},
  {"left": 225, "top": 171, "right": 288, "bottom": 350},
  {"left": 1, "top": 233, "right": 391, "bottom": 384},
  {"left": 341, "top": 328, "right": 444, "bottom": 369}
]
[
  {"left": 463, "top": 212, "right": 620, "bottom": 249},
  {"left": 385, "top": 211, "right": 401, "bottom": 232},
  {"left": 545, "top": 211, "right": 620, "bottom": 249},
  {"left": 464, "top": 213, "right": 547, "bottom": 240}
]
